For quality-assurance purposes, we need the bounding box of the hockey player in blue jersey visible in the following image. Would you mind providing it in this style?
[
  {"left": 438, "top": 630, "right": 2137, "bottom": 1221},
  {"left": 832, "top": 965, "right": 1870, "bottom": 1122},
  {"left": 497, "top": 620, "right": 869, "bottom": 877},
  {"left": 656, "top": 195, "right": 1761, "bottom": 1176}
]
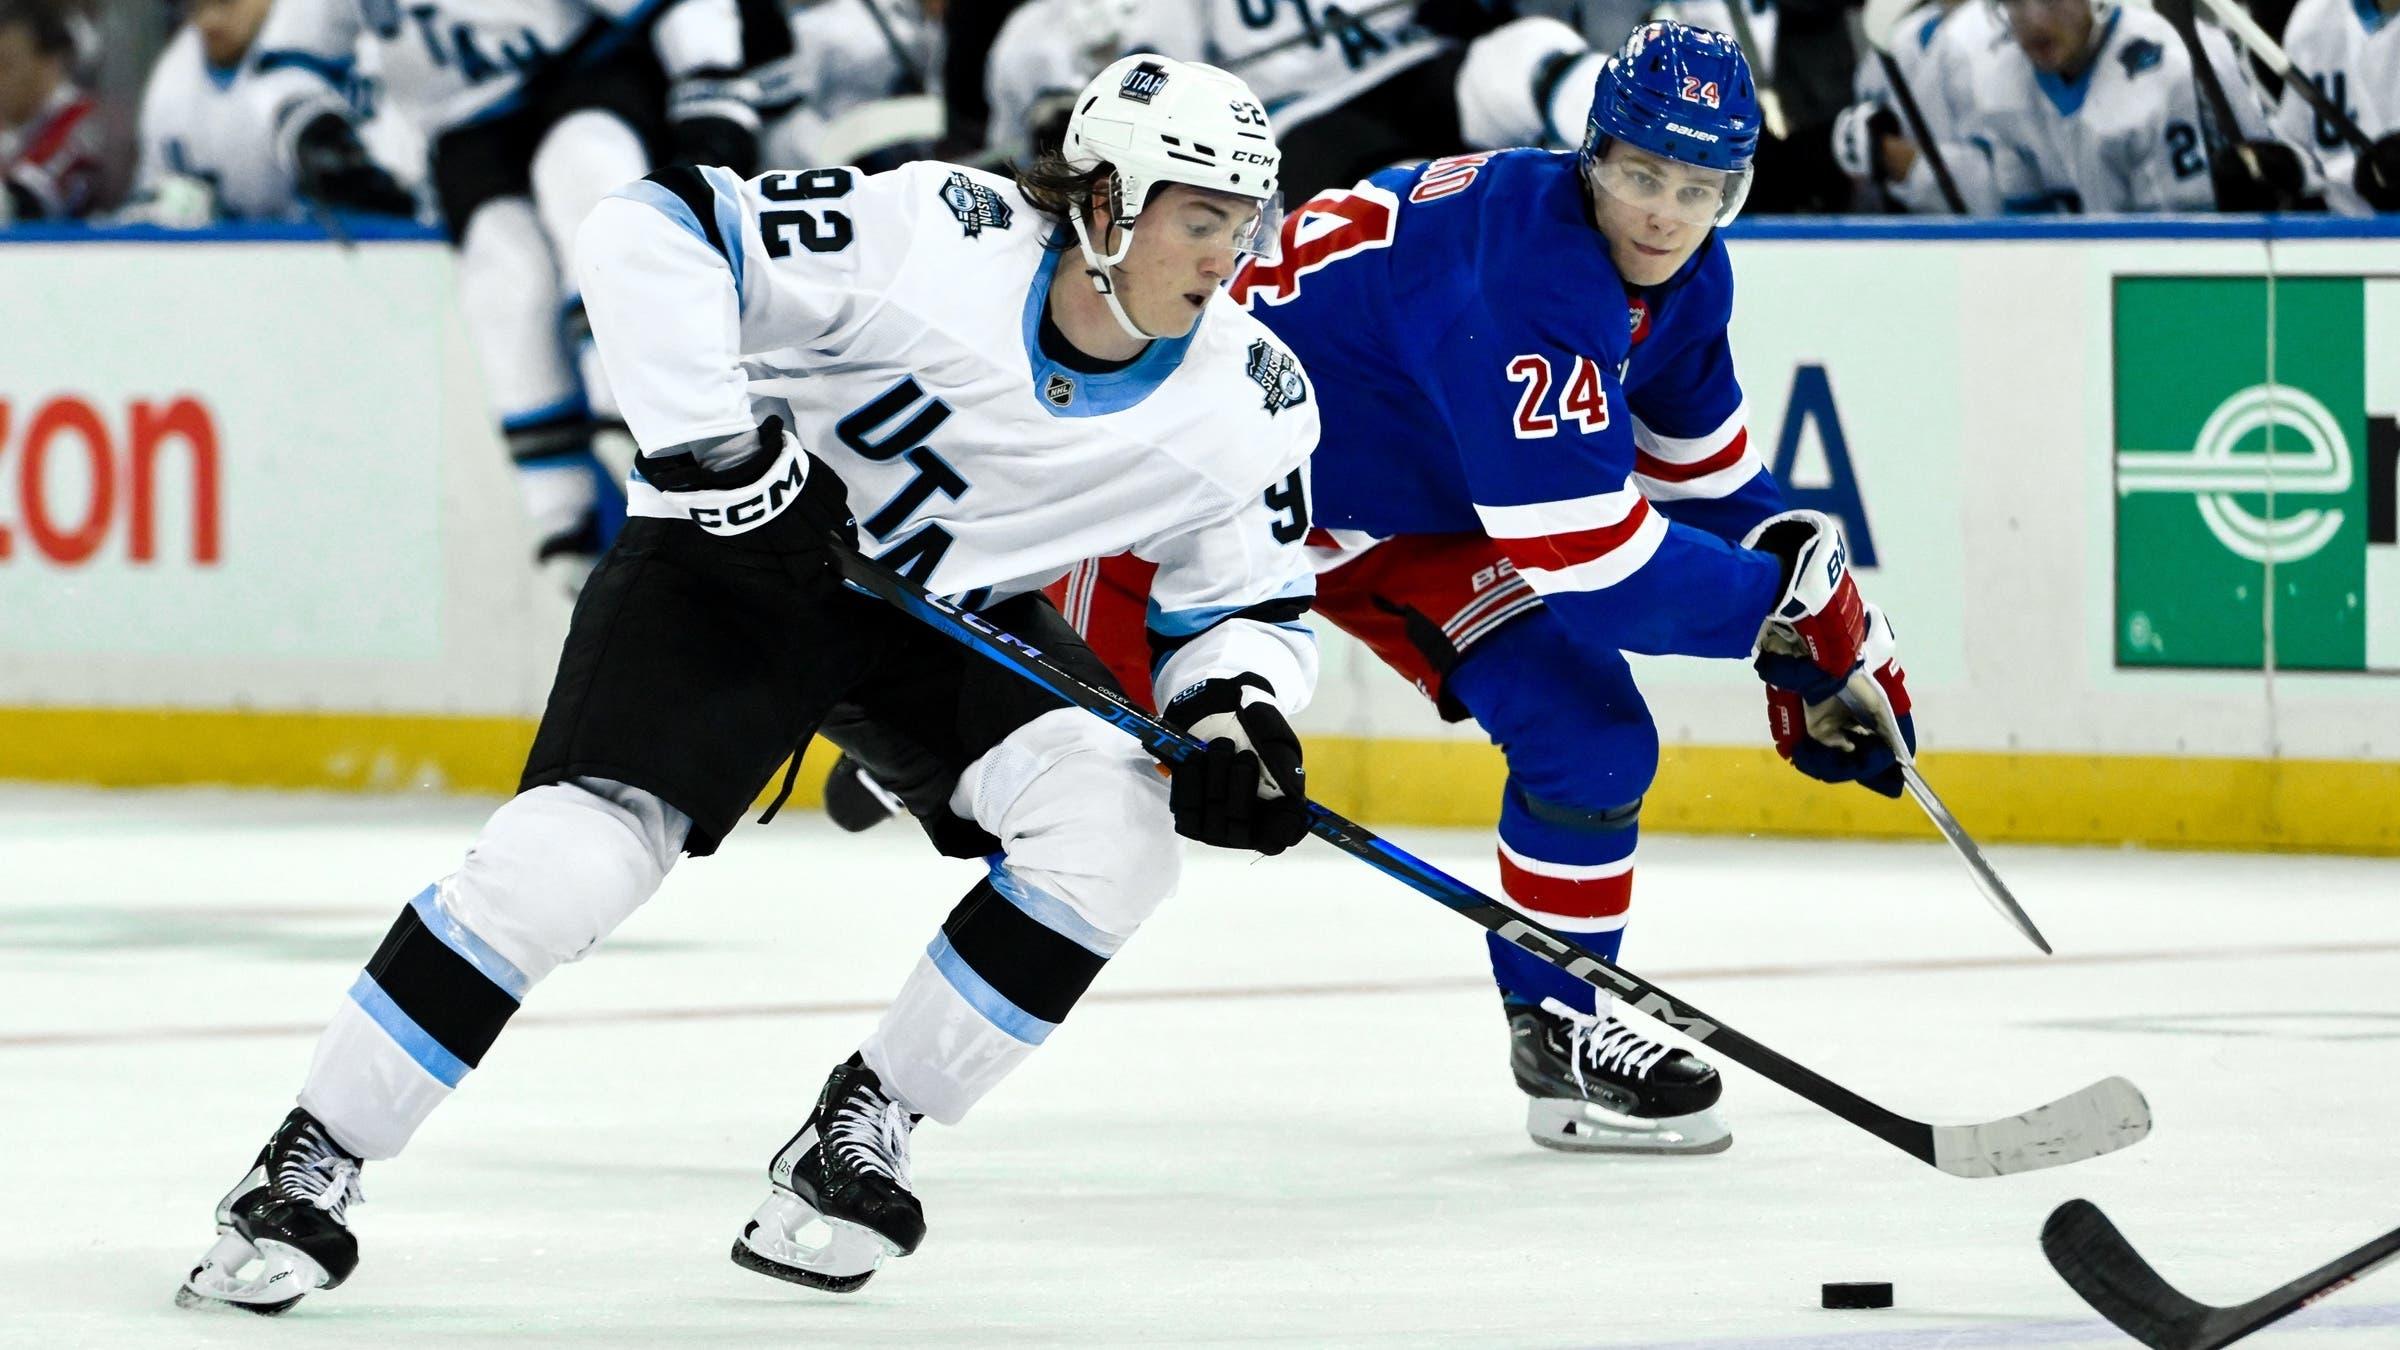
[{"left": 831, "top": 22, "right": 1919, "bottom": 1156}]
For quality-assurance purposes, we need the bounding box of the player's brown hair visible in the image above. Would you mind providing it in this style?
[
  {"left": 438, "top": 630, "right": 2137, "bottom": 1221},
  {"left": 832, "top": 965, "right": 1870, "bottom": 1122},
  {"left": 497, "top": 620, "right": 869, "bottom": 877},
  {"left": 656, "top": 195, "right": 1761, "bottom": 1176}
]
[{"left": 1009, "top": 152, "right": 1111, "bottom": 231}]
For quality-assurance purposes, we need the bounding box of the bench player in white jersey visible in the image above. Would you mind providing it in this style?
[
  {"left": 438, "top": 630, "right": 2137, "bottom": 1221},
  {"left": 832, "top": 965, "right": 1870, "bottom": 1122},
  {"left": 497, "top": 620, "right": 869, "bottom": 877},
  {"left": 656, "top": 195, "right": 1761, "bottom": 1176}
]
[
  {"left": 1831, "top": 0, "right": 2004, "bottom": 211},
  {"left": 132, "top": 0, "right": 416, "bottom": 224},
  {"left": 985, "top": 0, "right": 1612, "bottom": 196},
  {"left": 176, "top": 54, "right": 1319, "bottom": 1312},
  {"left": 256, "top": 0, "right": 759, "bottom": 591},
  {"left": 1952, "top": 0, "right": 2306, "bottom": 211},
  {"left": 2270, "top": 0, "right": 2400, "bottom": 211},
  {"left": 752, "top": 0, "right": 942, "bottom": 169}
]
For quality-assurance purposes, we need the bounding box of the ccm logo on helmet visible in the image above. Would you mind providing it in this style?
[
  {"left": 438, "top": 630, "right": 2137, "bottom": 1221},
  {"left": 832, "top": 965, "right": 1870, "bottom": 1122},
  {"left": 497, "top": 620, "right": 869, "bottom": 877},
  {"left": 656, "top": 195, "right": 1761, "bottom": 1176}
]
[
  {"left": 1230, "top": 149, "right": 1275, "bottom": 164},
  {"left": 691, "top": 458, "right": 808, "bottom": 534}
]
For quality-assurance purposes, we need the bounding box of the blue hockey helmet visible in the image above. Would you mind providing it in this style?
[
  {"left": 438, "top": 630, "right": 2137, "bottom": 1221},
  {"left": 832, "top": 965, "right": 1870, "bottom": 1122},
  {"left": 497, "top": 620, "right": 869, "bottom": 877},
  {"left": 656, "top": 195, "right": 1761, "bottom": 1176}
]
[{"left": 1582, "top": 21, "right": 1762, "bottom": 226}]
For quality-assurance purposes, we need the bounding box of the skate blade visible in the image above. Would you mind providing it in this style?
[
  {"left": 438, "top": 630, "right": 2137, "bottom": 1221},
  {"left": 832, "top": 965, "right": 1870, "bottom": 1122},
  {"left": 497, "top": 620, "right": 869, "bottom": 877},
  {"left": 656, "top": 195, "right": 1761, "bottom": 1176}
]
[
  {"left": 1528, "top": 1099, "right": 1734, "bottom": 1156},
  {"left": 731, "top": 1190, "right": 900, "bottom": 1295},
  {"left": 174, "top": 1232, "right": 318, "bottom": 1315}
]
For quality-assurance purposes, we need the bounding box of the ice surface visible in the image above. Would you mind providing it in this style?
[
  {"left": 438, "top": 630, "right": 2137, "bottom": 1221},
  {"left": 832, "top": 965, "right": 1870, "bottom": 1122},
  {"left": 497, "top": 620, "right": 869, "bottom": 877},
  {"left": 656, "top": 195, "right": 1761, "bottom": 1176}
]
[{"left": 3, "top": 786, "right": 2397, "bottom": 1348}]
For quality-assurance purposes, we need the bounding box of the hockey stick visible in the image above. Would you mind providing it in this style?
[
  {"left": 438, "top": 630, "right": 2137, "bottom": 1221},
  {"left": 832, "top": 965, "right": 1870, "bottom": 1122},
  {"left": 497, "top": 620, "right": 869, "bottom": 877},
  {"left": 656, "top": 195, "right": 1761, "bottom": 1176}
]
[
  {"left": 2152, "top": 0, "right": 2267, "bottom": 209},
  {"left": 2043, "top": 1198, "right": 2400, "bottom": 1348},
  {"left": 2189, "top": 0, "right": 2376, "bottom": 156},
  {"left": 1709, "top": 0, "right": 1790, "bottom": 142},
  {"left": 1859, "top": 0, "right": 1968, "bottom": 213},
  {"left": 1836, "top": 669, "right": 2054, "bottom": 955},
  {"left": 829, "top": 541, "right": 2152, "bottom": 1179}
]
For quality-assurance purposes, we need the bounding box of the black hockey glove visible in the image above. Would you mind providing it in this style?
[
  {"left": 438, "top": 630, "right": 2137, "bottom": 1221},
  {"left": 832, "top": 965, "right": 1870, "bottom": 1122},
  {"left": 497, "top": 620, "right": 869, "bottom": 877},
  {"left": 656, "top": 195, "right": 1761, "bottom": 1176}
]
[
  {"left": 2356, "top": 133, "right": 2400, "bottom": 212},
  {"left": 1160, "top": 675, "right": 1309, "bottom": 855},
  {"left": 293, "top": 113, "right": 418, "bottom": 217},
  {"left": 667, "top": 71, "right": 763, "bottom": 178},
  {"left": 637, "top": 416, "right": 856, "bottom": 571},
  {"left": 2211, "top": 140, "right": 2308, "bottom": 213}
]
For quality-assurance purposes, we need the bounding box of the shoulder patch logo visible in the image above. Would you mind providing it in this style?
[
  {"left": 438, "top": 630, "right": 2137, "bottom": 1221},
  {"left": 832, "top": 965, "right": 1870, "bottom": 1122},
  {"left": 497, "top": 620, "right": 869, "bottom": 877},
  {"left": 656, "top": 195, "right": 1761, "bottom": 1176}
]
[
  {"left": 1044, "top": 372, "right": 1076, "bottom": 408},
  {"left": 1120, "top": 60, "right": 1169, "bottom": 105},
  {"left": 1246, "top": 339, "right": 1308, "bottom": 416},
  {"left": 940, "top": 171, "right": 1014, "bottom": 237},
  {"left": 2119, "top": 38, "right": 2164, "bottom": 77}
]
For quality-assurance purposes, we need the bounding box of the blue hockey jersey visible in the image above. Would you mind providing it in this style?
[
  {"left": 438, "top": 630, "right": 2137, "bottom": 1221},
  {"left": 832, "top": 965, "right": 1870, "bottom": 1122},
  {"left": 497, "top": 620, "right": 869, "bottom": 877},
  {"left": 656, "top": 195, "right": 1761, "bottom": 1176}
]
[{"left": 1231, "top": 149, "right": 1785, "bottom": 660}]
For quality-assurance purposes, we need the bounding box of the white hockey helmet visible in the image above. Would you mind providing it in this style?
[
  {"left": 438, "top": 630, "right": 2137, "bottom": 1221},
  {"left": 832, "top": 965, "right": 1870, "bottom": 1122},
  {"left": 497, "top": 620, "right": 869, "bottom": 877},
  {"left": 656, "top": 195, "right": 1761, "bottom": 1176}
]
[{"left": 1062, "top": 54, "right": 1284, "bottom": 255}]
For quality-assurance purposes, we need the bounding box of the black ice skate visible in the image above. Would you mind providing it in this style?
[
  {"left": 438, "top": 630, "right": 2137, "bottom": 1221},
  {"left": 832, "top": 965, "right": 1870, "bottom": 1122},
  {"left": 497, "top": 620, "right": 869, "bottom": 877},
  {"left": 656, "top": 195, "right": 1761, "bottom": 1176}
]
[
  {"left": 823, "top": 753, "right": 905, "bottom": 833},
  {"left": 732, "top": 1054, "right": 925, "bottom": 1294},
  {"left": 175, "top": 1108, "right": 364, "bottom": 1315},
  {"left": 1509, "top": 998, "right": 1732, "bottom": 1155}
]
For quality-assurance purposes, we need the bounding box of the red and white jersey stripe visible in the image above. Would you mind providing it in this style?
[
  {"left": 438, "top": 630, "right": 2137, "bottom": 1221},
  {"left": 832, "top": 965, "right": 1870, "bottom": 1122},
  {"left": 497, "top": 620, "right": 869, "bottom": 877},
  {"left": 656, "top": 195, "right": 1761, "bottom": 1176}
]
[
  {"left": 1471, "top": 486, "right": 1670, "bottom": 596},
  {"left": 1630, "top": 402, "right": 1761, "bottom": 502}
]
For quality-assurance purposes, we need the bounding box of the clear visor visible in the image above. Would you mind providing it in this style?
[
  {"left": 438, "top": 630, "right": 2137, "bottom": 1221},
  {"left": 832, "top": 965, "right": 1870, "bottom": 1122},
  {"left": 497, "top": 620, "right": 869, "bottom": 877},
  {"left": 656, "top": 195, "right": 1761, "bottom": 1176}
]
[
  {"left": 1124, "top": 186, "right": 1287, "bottom": 261},
  {"left": 1588, "top": 153, "right": 1754, "bottom": 228}
]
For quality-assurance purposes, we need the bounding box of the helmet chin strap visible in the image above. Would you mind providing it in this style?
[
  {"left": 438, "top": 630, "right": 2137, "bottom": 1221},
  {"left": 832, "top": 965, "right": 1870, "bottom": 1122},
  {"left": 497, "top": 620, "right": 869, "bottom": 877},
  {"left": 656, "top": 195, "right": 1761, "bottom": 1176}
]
[{"left": 1068, "top": 207, "right": 1160, "bottom": 344}]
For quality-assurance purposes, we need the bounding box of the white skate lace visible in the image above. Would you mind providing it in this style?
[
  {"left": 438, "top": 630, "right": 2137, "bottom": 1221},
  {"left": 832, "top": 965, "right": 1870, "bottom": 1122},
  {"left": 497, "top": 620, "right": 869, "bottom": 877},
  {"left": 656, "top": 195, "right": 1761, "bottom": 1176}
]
[
  {"left": 1541, "top": 997, "right": 1674, "bottom": 1095},
  {"left": 827, "top": 1090, "right": 915, "bottom": 1190},
  {"left": 275, "top": 1125, "right": 364, "bottom": 1220}
]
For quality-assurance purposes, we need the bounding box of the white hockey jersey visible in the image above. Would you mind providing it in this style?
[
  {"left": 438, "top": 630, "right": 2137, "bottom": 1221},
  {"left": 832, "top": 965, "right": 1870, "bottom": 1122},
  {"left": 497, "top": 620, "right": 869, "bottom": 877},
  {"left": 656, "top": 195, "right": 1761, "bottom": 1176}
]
[
  {"left": 755, "top": 0, "right": 940, "bottom": 165},
  {"left": 256, "top": 0, "right": 740, "bottom": 137},
  {"left": 983, "top": 0, "right": 1110, "bottom": 161},
  {"left": 2271, "top": 0, "right": 2398, "bottom": 214},
  {"left": 575, "top": 159, "right": 1322, "bottom": 709},
  {"left": 1121, "top": 0, "right": 1444, "bottom": 112},
  {"left": 1851, "top": 0, "right": 2003, "bottom": 211},
  {"left": 135, "top": 25, "right": 346, "bottom": 220},
  {"left": 1955, "top": 4, "right": 2279, "bottom": 212}
]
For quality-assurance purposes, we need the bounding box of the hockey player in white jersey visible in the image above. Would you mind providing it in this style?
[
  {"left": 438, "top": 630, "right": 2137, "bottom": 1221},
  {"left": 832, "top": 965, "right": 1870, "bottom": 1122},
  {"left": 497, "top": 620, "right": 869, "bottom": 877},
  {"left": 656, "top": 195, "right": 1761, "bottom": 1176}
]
[
  {"left": 983, "top": 0, "right": 1137, "bottom": 161},
  {"left": 1831, "top": 0, "right": 2003, "bottom": 211},
  {"left": 753, "top": 0, "right": 943, "bottom": 169},
  {"left": 986, "top": 0, "right": 1612, "bottom": 197},
  {"left": 256, "top": 0, "right": 760, "bottom": 591},
  {"left": 132, "top": 0, "right": 416, "bottom": 224},
  {"left": 1952, "top": 0, "right": 2306, "bottom": 211},
  {"left": 2270, "top": 0, "right": 2400, "bottom": 211},
  {"left": 176, "top": 53, "right": 1318, "bottom": 1312}
]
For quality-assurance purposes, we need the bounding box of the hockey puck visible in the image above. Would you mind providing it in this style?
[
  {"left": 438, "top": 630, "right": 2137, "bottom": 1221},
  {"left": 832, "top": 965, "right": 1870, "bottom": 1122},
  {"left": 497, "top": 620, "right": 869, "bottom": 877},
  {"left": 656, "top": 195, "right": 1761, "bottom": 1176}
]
[{"left": 1821, "top": 1282, "right": 1893, "bottom": 1309}]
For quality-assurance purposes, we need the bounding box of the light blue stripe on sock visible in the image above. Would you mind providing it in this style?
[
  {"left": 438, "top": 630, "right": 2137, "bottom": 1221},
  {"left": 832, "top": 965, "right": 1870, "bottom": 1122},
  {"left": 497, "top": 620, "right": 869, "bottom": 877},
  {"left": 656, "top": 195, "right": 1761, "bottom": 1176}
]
[
  {"left": 985, "top": 862, "right": 1124, "bottom": 957},
  {"left": 925, "top": 933, "right": 1056, "bottom": 1046},
  {"left": 407, "top": 885, "right": 529, "bottom": 1000},
  {"left": 347, "top": 972, "right": 470, "bottom": 1088}
]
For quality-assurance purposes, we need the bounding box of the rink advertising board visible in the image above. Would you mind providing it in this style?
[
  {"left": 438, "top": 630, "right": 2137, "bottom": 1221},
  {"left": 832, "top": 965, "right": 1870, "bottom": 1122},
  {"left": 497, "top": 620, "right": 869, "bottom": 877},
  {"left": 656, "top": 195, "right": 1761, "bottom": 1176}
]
[
  {"left": 2112, "top": 274, "right": 2400, "bottom": 672},
  {"left": 3, "top": 219, "right": 2397, "bottom": 852}
]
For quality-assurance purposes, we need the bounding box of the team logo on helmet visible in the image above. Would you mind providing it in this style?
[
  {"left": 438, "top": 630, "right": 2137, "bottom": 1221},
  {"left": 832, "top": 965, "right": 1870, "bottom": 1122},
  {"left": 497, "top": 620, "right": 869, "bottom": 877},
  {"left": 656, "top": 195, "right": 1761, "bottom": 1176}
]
[
  {"left": 1044, "top": 373, "right": 1076, "bottom": 408},
  {"left": 1246, "top": 340, "right": 1308, "bottom": 415},
  {"left": 1119, "top": 60, "right": 1170, "bottom": 105},
  {"left": 939, "top": 171, "right": 1014, "bottom": 238}
]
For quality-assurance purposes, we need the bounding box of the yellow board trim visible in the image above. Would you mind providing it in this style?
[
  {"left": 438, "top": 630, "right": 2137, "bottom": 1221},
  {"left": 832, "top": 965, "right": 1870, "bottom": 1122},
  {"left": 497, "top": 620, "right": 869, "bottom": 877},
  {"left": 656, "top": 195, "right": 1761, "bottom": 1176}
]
[{"left": 3, "top": 707, "right": 2394, "bottom": 855}]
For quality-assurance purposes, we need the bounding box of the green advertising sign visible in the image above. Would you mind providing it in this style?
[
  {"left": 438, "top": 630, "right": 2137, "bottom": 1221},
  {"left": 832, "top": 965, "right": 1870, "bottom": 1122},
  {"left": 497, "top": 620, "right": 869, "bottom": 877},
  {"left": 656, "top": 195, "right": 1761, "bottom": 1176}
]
[{"left": 2113, "top": 276, "right": 2399, "bottom": 671}]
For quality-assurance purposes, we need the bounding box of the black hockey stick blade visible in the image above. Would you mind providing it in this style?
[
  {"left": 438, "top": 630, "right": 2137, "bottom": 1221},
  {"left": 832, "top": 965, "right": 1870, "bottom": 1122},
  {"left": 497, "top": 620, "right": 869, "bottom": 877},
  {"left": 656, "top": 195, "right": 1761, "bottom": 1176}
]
[
  {"left": 2044, "top": 1198, "right": 2400, "bottom": 1348},
  {"left": 830, "top": 541, "right": 2154, "bottom": 1179}
]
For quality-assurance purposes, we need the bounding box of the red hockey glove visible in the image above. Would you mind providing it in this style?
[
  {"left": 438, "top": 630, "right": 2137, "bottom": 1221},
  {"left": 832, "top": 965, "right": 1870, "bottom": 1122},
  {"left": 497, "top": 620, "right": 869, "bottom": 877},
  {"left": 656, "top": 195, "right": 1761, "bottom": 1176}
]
[{"left": 1762, "top": 604, "right": 1915, "bottom": 797}]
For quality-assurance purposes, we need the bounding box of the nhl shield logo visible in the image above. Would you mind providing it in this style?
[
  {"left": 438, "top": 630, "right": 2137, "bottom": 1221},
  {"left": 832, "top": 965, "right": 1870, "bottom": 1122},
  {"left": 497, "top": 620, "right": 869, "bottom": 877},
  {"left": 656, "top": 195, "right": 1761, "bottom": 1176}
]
[
  {"left": 1120, "top": 61, "right": 1170, "bottom": 106},
  {"left": 1245, "top": 339, "right": 1308, "bottom": 416},
  {"left": 1044, "top": 372, "right": 1076, "bottom": 408},
  {"left": 939, "top": 171, "right": 1013, "bottom": 238}
]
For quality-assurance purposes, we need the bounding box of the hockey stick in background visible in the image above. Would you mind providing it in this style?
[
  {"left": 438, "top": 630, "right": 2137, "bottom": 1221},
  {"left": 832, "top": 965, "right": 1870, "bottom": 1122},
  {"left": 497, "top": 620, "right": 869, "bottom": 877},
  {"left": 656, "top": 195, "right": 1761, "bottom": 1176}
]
[
  {"left": 2043, "top": 1198, "right": 2400, "bottom": 1348},
  {"left": 1859, "top": 0, "right": 1969, "bottom": 213},
  {"left": 2189, "top": 0, "right": 2376, "bottom": 157},
  {"left": 1709, "top": 0, "right": 1790, "bottom": 141},
  {"left": 829, "top": 540, "right": 2152, "bottom": 1179},
  {"left": 2152, "top": 0, "right": 2267, "bottom": 209}
]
